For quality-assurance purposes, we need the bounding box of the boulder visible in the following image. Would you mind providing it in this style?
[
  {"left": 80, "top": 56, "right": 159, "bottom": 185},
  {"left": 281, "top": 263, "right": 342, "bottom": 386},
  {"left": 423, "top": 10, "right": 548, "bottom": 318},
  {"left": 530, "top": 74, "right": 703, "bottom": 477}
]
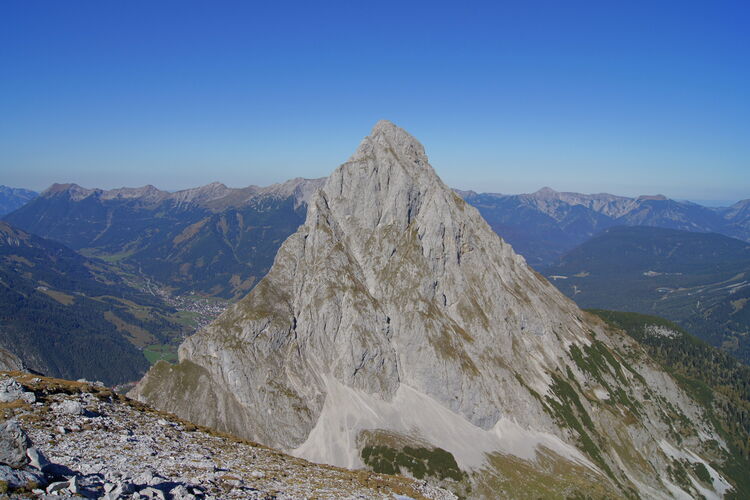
[
  {"left": 139, "top": 486, "right": 167, "bottom": 499},
  {"left": 0, "top": 464, "right": 45, "bottom": 490},
  {"left": 55, "top": 400, "right": 83, "bottom": 415},
  {"left": 169, "top": 484, "right": 197, "bottom": 500},
  {"left": 0, "top": 378, "right": 24, "bottom": 403},
  {"left": 46, "top": 480, "right": 69, "bottom": 494},
  {"left": 25, "top": 446, "right": 49, "bottom": 471},
  {"left": 0, "top": 420, "right": 30, "bottom": 468}
]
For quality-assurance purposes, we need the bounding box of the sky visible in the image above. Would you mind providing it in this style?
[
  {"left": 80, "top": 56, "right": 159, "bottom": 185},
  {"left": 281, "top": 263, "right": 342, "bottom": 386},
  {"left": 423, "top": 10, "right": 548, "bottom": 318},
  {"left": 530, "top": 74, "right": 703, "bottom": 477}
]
[{"left": 1, "top": 1, "right": 748, "bottom": 204}]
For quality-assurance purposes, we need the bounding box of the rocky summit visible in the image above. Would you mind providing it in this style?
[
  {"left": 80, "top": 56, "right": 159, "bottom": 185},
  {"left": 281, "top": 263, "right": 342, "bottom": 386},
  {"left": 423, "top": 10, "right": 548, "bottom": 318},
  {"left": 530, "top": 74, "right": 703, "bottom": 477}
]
[{"left": 133, "top": 121, "right": 737, "bottom": 498}]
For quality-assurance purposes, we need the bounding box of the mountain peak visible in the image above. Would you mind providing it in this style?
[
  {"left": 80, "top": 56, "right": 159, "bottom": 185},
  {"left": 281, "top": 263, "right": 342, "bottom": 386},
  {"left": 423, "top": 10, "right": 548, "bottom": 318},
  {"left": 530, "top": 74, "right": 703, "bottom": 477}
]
[
  {"left": 101, "top": 185, "right": 167, "bottom": 202},
  {"left": 41, "top": 183, "right": 97, "bottom": 200},
  {"left": 320, "top": 121, "right": 445, "bottom": 237},
  {"left": 132, "top": 124, "right": 731, "bottom": 499},
  {"left": 350, "top": 120, "right": 428, "bottom": 167},
  {"left": 170, "top": 182, "right": 232, "bottom": 206},
  {"left": 533, "top": 186, "right": 558, "bottom": 197},
  {"left": 42, "top": 183, "right": 81, "bottom": 194},
  {"left": 637, "top": 194, "right": 667, "bottom": 201},
  {"left": 371, "top": 119, "right": 408, "bottom": 137},
  {"left": 0, "top": 186, "right": 38, "bottom": 217}
]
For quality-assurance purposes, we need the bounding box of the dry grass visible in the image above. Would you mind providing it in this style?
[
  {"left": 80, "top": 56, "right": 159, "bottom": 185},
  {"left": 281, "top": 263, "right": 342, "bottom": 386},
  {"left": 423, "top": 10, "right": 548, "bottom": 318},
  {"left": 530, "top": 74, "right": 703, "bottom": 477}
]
[{"left": 39, "top": 289, "right": 75, "bottom": 305}]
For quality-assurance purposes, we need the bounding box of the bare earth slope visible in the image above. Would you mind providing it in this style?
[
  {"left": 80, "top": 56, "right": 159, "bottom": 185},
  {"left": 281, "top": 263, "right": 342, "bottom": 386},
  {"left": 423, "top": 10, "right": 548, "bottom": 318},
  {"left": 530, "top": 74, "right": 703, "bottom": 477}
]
[{"left": 133, "top": 121, "right": 736, "bottom": 499}]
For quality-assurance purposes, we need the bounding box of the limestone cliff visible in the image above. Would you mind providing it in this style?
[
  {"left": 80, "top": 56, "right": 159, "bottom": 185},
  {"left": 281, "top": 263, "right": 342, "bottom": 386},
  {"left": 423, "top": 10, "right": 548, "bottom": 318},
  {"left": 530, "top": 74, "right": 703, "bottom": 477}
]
[{"left": 132, "top": 121, "right": 734, "bottom": 499}]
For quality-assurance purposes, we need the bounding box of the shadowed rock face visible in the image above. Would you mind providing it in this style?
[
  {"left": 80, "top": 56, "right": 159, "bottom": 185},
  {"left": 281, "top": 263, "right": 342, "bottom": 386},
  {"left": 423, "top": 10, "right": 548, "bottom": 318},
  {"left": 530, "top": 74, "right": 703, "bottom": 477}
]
[
  {"left": 0, "top": 348, "right": 24, "bottom": 372},
  {"left": 132, "top": 121, "right": 734, "bottom": 498}
]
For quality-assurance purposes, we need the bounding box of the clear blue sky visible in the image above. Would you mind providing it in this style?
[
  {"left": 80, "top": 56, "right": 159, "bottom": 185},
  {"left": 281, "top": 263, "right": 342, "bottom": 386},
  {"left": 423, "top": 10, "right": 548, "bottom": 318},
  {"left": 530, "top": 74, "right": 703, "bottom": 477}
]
[{"left": 1, "top": 1, "right": 748, "bottom": 203}]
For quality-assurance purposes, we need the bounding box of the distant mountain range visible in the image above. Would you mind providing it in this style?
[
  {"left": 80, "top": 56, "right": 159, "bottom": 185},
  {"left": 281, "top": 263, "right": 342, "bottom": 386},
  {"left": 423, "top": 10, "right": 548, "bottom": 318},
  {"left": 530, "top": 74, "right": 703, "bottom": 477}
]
[
  {"left": 0, "top": 221, "right": 189, "bottom": 384},
  {"left": 4, "top": 180, "right": 749, "bottom": 368},
  {"left": 460, "top": 187, "right": 750, "bottom": 267},
  {"left": 5, "top": 181, "right": 749, "bottom": 294},
  {"left": 0, "top": 185, "right": 37, "bottom": 216},
  {"left": 720, "top": 198, "right": 750, "bottom": 241},
  {"left": 5, "top": 179, "right": 323, "bottom": 299},
  {"left": 544, "top": 225, "right": 750, "bottom": 363}
]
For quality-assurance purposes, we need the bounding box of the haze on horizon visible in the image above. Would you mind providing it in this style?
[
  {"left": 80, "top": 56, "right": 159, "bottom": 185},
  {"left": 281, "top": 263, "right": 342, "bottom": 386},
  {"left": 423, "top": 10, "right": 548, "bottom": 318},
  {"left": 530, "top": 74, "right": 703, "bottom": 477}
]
[{"left": 1, "top": 1, "right": 748, "bottom": 203}]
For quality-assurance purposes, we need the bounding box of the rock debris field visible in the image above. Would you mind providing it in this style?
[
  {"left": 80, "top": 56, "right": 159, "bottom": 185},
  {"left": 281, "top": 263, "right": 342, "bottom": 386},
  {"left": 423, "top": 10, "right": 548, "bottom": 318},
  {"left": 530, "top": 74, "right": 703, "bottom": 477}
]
[{"left": 0, "top": 372, "right": 454, "bottom": 500}]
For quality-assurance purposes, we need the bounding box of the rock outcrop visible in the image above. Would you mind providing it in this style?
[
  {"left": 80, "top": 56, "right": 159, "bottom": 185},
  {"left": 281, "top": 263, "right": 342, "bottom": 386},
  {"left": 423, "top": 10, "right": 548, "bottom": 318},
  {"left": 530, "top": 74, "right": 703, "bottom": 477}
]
[
  {"left": 133, "top": 121, "right": 737, "bottom": 498},
  {"left": 0, "top": 349, "right": 25, "bottom": 373},
  {"left": 0, "top": 420, "right": 32, "bottom": 469}
]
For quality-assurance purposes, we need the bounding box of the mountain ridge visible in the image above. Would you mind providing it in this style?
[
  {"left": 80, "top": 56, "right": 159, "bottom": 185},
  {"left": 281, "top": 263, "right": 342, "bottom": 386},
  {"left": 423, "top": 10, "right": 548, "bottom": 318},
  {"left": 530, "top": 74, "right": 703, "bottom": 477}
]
[
  {"left": 460, "top": 186, "right": 747, "bottom": 267},
  {"left": 0, "top": 185, "right": 38, "bottom": 217},
  {"left": 38, "top": 177, "right": 325, "bottom": 211},
  {"left": 6, "top": 179, "right": 325, "bottom": 298},
  {"left": 8, "top": 178, "right": 747, "bottom": 296}
]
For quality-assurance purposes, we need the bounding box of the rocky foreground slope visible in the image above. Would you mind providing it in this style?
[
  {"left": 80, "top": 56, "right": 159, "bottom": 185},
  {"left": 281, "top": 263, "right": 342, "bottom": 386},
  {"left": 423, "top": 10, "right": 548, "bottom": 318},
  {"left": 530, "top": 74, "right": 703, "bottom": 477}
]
[
  {"left": 132, "top": 121, "right": 737, "bottom": 498},
  {"left": 0, "top": 372, "right": 452, "bottom": 499}
]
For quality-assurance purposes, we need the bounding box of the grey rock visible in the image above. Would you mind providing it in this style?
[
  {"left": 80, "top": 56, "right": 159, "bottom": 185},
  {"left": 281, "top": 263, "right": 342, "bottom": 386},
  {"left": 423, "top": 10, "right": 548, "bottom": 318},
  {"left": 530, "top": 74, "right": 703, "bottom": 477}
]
[
  {"left": 129, "top": 121, "right": 733, "bottom": 498},
  {"left": 169, "top": 484, "right": 197, "bottom": 500},
  {"left": 147, "top": 474, "right": 167, "bottom": 486},
  {"left": 0, "top": 377, "right": 25, "bottom": 403},
  {"left": 55, "top": 400, "right": 83, "bottom": 415},
  {"left": 0, "top": 463, "right": 45, "bottom": 489},
  {"left": 67, "top": 474, "right": 79, "bottom": 494},
  {"left": 0, "top": 376, "right": 36, "bottom": 404},
  {"left": 22, "top": 384, "right": 450, "bottom": 499},
  {"left": 134, "top": 470, "right": 154, "bottom": 485},
  {"left": 103, "top": 480, "right": 135, "bottom": 500},
  {"left": 26, "top": 446, "right": 49, "bottom": 471},
  {"left": 46, "top": 480, "right": 69, "bottom": 494},
  {"left": 140, "top": 486, "right": 167, "bottom": 500},
  {"left": 0, "top": 420, "right": 30, "bottom": 468}
]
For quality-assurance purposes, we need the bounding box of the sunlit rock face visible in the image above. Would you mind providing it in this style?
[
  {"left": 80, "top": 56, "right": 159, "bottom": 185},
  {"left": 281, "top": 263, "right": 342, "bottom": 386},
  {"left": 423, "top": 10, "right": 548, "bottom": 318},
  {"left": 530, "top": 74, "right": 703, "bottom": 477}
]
[{"left": 132, "top": 121, "right": 732, "bottom": 499}]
